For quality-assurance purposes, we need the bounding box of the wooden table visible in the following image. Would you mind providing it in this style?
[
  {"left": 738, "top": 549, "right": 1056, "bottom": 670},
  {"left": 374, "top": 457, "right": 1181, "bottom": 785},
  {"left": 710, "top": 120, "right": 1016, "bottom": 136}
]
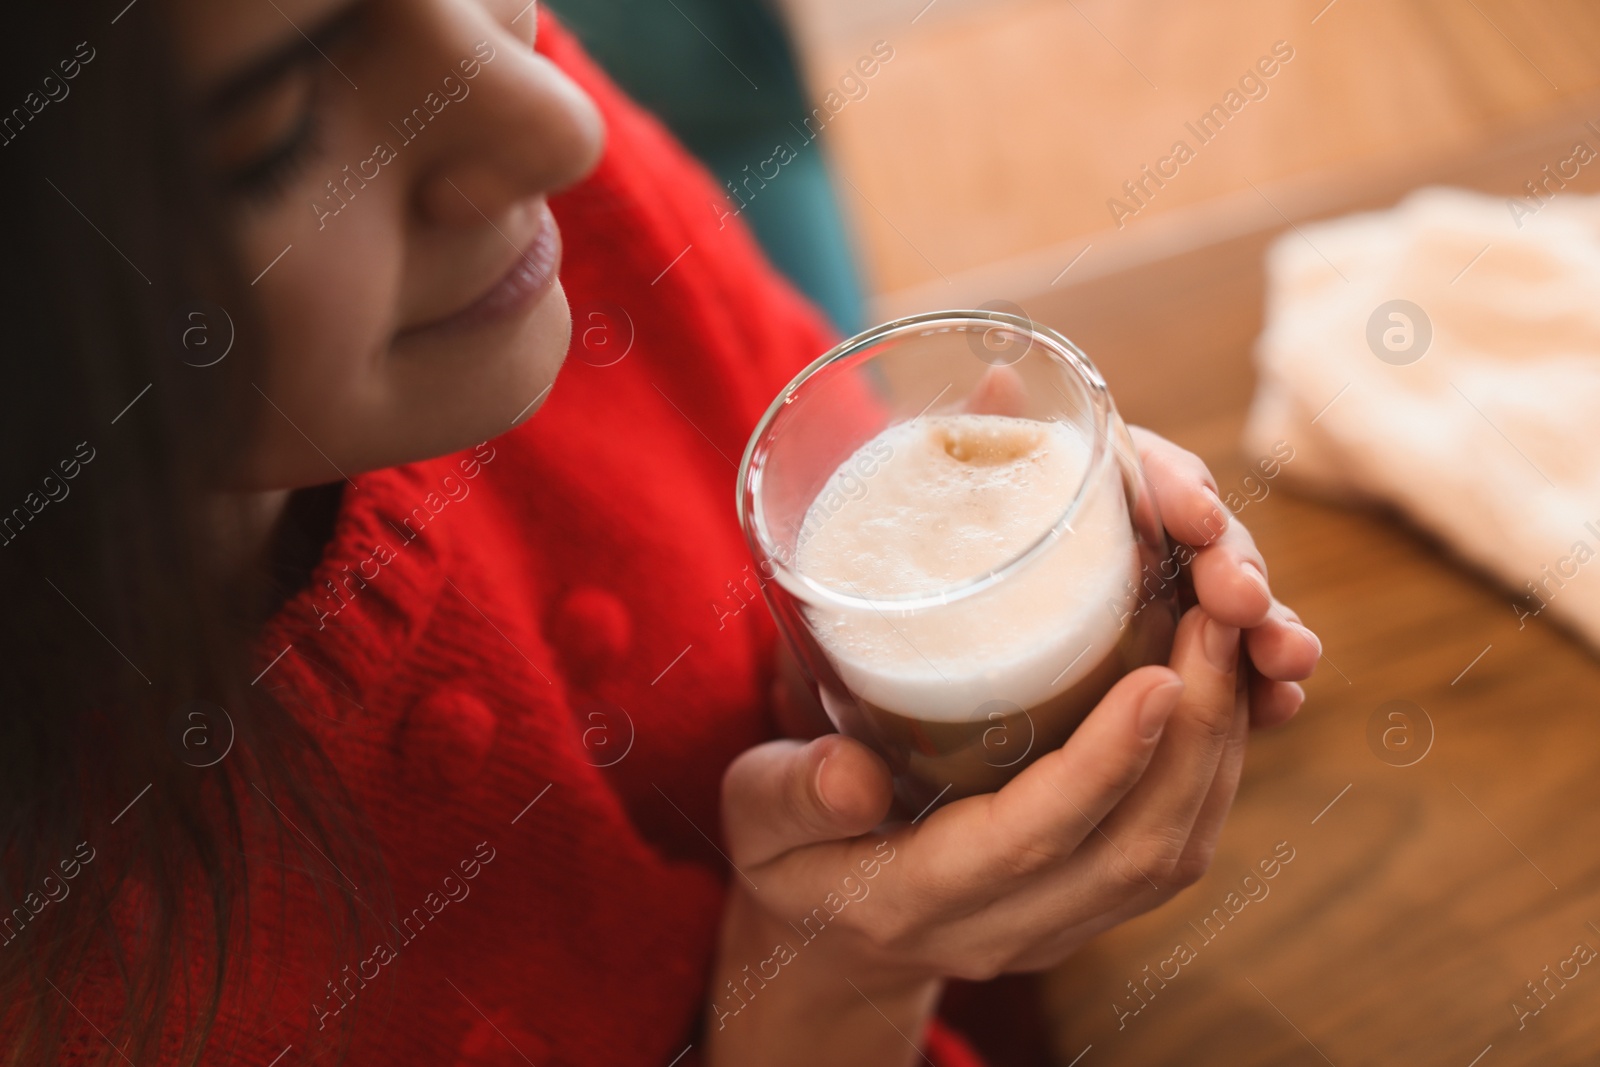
[{"left": 1018, "top": 101, "right": 1600, "bottom": 1067}]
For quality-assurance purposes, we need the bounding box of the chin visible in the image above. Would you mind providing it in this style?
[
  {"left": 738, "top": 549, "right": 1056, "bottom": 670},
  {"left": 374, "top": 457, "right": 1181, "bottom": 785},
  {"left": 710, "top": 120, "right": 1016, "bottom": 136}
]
[
  {"left": 231, "top": 285, "right": 575, "bottom": 492},
  {"left": 499, "top": 280, "right": 573, "bottom": 432},
  {"left": 406, "top": 277, "right": 574, "bottom": 464}
]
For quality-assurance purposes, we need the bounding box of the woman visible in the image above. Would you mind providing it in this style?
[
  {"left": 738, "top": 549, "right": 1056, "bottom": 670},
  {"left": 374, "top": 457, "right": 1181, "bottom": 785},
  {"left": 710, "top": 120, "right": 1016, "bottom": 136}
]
[{"left": 0, "top": 1, "right": 1317, "bottom": 1064}]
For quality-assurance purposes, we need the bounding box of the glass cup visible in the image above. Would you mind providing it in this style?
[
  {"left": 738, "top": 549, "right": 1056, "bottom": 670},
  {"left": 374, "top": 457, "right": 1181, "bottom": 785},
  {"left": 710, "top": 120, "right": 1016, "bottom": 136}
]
[{"left": 738, "top": 310, "right": 1182, "bottom": 816}]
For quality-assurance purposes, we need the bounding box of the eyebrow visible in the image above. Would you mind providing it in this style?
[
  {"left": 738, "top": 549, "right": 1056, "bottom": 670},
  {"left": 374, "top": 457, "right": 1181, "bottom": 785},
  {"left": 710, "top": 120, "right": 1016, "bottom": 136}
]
[{"left": 205, "top": 1, "right": 364, "bottom": 118}]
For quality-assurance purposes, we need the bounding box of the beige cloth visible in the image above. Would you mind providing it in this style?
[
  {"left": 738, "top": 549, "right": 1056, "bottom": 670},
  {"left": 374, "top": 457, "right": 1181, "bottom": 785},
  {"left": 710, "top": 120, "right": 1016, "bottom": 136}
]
[{"left": 1242, "top": 186, "right": 1600, "bottom": 646}]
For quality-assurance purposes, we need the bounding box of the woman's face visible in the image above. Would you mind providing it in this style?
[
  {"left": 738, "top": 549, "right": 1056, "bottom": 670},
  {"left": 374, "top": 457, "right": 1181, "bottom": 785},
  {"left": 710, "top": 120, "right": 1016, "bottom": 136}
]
[{"left": 171, "top": 0, "right": 604, "bottom": 489}]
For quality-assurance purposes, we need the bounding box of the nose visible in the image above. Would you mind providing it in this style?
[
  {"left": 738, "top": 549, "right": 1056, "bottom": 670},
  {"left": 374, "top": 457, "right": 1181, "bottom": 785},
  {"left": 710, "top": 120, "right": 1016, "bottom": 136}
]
[{"left": 405, "top": 6, "right": 605, "bottom": 227}]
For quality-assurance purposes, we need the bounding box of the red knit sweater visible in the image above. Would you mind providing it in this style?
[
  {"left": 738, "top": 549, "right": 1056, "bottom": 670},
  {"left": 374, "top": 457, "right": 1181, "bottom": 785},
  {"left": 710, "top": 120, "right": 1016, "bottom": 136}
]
[{"left": 44, "top": 11, "right": 989, "bottom": 1066}]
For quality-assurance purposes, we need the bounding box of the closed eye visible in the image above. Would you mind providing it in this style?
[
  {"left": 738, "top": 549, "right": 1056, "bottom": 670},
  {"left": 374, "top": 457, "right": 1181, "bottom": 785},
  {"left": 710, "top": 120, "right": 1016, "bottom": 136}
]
[{"left": 204, "top": 1, "right": 364, "bottom": 203}]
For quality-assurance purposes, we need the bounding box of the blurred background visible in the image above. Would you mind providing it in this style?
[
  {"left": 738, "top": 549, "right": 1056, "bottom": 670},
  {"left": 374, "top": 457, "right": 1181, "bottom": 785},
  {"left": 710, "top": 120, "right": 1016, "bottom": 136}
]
[{"left": 552, "top": 1, "right": 1600, "bottom": 1063}]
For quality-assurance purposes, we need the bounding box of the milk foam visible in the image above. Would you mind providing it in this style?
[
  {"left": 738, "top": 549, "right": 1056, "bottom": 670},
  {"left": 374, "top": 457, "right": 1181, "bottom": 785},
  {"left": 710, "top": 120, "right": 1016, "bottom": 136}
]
[{"left": 795, "top": 414, "right": 1139, "bottom": 722}]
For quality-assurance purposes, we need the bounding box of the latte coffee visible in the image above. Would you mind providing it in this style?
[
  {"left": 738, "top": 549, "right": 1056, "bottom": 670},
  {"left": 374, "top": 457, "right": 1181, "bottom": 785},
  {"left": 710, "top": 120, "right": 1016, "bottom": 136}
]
[{"left": 794, "top": 413, "right": 1176, "bottom": 807}]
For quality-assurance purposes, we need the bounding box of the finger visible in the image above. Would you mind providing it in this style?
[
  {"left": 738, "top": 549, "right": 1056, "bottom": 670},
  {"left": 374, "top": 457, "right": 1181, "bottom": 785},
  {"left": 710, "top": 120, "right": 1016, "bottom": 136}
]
[
  {"left": 1170, "top": 658, "right": 1251, "bottom": 880},
  {"left": 1249, "top": 673, "right": 1306, "bottom": 729},
  {"left": 984, "top": 660, "right": 1244, "bottom": 966},
  {"left": 721, "top": 734, "right": 894, "bottom": 868},
  {"left": 1098, "top": 606, "right": 1240, "bottom": 878},
  {"left": 1129, "top": 426, "right": 1228, "bottom": 548},
  {"left": 1012, "top": 637, "right": 1253, "bottom": 945},
  {"left": 909, "top": 665, "right": 1183, "bottom": 896},
  {"left": 973, "top": 665, "right": 1185, "bottom": 874},
  {"left": 1187, "top": 520, "right": 1274, "bottom": 628},
  {"left": 997, "top": 665, "right": 1272, "bottom": 974},
  {"left": 1244, "top": 604, "right": 1321, "bottom": 682},
  {"left": 965, "top": 365, "right": 1029, "bottom": 416}
]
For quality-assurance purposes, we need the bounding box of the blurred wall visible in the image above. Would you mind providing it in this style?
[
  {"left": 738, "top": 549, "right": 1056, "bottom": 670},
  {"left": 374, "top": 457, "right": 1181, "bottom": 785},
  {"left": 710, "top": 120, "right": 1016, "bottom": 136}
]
[{"left": 772, "top": 0, "right": 1600, "bottom": 313}]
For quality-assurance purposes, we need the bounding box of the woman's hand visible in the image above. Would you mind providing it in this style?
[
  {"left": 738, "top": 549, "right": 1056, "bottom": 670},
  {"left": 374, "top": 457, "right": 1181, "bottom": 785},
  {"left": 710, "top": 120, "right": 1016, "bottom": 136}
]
[
  {"left": 710, "top": 424, "right": 1318, "bottom": 1065},
  {"left": 1129, "top": 426, "right": 1320, "bottom": 727},
  {"left": 709, "top": 603, "right": 1249, "bottom": 1066}
]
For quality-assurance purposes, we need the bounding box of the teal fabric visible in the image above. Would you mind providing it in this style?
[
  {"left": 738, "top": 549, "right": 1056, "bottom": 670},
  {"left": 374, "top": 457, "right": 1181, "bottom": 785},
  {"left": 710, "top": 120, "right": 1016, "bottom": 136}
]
[{"left": 547, "top": 0, "right": 864, "bottom": 334}]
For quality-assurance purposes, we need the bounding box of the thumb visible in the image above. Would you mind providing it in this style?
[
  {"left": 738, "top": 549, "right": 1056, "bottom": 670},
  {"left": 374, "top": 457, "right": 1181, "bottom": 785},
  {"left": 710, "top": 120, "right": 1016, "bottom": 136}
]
[
  {"left": 721, "top": 734, "right": 894, "bottom": 868},
  {"left": 965, "top": 364, "right": 1029, "bottom": 416}
]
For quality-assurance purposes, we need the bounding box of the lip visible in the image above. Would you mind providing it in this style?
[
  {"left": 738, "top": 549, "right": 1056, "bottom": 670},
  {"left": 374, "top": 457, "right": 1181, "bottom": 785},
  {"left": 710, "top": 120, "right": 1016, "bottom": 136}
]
[{"left": 400, "top": 201, "right": 563, "bottom": 338}]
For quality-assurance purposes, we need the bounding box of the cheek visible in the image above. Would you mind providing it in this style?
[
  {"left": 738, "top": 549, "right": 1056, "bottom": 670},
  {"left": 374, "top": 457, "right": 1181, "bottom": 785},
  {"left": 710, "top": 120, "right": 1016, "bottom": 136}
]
[
  {"left": 270, "top": 234, "right": 399, "bottom": 391},
  {"left": 237, "top": 193, "right": 408, "bottom": 487}
]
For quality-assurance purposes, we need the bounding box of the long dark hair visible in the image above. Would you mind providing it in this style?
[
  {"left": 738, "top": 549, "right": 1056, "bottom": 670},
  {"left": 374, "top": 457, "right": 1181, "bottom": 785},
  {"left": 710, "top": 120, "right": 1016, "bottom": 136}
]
[{"left": 0, "top": 4, "right": 373, "bottom": 1063}]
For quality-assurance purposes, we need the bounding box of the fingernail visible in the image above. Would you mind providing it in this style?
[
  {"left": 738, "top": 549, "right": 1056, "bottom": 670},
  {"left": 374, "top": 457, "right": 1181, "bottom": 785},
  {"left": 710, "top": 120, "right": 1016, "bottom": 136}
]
[
  {"left": 1203, "top": 616, "right": 1240, "bottom": 671},
  {"left": 1138, "top": 680, "right": 1184, "bottom": 740},
  {"left": 1295, "top": 623, "right": 1323, "bottom": 659},
  {"left": 1204, "top": 489, "right": 1229, "bottom": 532},
  {"left": 1240, "top": 559, "right": 1270, "bottom": 600},
  {"left": 1285, "top": 682, "right": 1306, "bottom": 713},
  {"left": 814, "top": 756, "right": 840, "bottom": 815}
]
